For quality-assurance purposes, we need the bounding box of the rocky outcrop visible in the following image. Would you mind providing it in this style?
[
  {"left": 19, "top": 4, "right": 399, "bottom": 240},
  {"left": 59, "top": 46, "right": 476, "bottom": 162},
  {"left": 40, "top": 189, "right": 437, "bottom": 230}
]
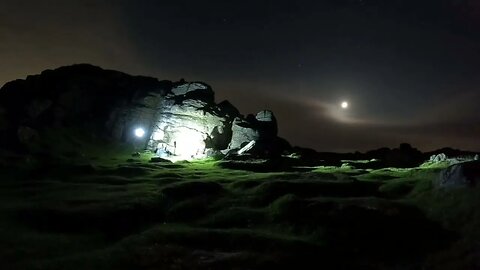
[
  {"left": 225, "top": 110, "right": 290, "bottom": 157},
  {"left": 426, "top": 153, "right": 478, "bottom": 166},
  {"left": 149, "top": 89, "right": 288, "bottom": 159},
  {"left": 255, "top": 110, "right": 278, "bottom": 138},
  {"left": 434, "top": 161, "right": 480, "bottom": 188},
  {"left": 0, "top": 64, "right": 289, "bottom": 159},
  {"left": 429, "top": 153, "right": 447, "bottom": 163},
  {"left": 148, "top": 82, "right": 238, "bottom": 159},
  {"left": 0, "top": 64, "right": 171, "bottom": 148},
  {"left": 228, "top": 117, "right": 260, "bottom": 150}
]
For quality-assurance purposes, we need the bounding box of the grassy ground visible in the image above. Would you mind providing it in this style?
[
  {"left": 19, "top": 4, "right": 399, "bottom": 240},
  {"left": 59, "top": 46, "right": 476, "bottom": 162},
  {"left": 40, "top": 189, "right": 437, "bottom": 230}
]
[{"left": 0, "top": 140, "right": 478, "bottom": 269}]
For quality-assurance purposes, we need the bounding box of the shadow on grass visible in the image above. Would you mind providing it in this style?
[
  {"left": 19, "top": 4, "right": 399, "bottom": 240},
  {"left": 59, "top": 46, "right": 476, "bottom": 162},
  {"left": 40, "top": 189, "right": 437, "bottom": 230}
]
[
  {"left": 12, "top": 199, "right": 168, "bottom": 241},
  {"left": 269, "top": 194, "right": 457, "bottom": 266}
]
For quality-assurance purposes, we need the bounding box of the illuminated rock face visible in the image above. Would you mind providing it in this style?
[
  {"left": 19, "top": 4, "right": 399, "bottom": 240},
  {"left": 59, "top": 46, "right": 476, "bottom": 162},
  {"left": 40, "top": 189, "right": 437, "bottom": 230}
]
[
  {"left": 146, "top": 83, "right": 284, "bottom": 160},
  {"left": 227, "top": 110, "right": 278, "bottom": 152},
  {"left": 107, "top": 91, "right": 166, "bottom": 143},
  {"left": 228, "top": 117, "right": 260, "bottom": 150},
  {"left": 148, "top": 82, "right": 237, "bottom": 160}
]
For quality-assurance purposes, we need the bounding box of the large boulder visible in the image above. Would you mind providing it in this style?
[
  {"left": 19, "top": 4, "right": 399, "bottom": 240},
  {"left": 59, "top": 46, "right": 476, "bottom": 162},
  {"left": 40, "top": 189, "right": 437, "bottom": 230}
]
[
  {"left": 147, "top": 82, "right": 236, "bottom": 159},
  {"left": 226, "top": 110, "right": 289, "bottom": 157},
  {"left": 171, "top": 82, "right": 208, "bottom": 96},
  {"left": 106, "top": 89, "right": 166, "bottom": 143},
  {"left": 429, "top": 153, "right": 447, "bottom": 163},
  {"left": 228, "top": 117, "right": 260, "bottom": 150},
  {"left": 255, "top": 110, "right": 278, "bottom": 137},
  {"left": 228, "top": 110, "right": 279, "bottom": 151},
  {"left": 434, "top": 161, "right": 480, "bottom": 188},
  {"left": 170, "top": 82, "right": 214, "bottom": 103}
]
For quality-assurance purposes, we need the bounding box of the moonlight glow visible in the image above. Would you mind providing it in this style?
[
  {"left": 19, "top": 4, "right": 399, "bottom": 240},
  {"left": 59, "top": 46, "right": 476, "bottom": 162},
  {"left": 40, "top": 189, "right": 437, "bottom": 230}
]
[
  {"left": 134, "top": 128, "right": 145, "bottom": 138},
  {"left": 341, "top": 101, "right": 349, "bottom": 109}
]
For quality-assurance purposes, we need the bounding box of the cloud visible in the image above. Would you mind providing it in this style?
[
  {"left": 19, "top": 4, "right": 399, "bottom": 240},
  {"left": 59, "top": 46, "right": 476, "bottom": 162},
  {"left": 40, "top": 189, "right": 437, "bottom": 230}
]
[{"left": 212, "top": 77, "right": 480, "bottom": 152}]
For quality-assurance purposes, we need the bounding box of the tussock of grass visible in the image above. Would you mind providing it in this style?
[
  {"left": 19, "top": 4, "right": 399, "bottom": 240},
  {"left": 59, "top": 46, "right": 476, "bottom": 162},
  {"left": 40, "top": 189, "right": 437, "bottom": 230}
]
[
  {"left": 250, "top": 179, "right": 380, "bottom": 206},
  {"left": 312, "top": 165, "right": 365, "bottom": 175},
  {"left": 378, "top": 179, "right": 418, "bottom": 198},
  {"left": 200, "top": 207, "right": 267, "bottom": 228},
  {"left": 228, "top": 179, "right": 264, "bottom": 190},
  {"left": 129, "top": 224, "right": 321, "bottom": 251},
  {"left": 166, "top": 197, "right": 213, "bottom": 222},
  {"left": 161, "top": 181, "right": 225, "bottom": 201}
]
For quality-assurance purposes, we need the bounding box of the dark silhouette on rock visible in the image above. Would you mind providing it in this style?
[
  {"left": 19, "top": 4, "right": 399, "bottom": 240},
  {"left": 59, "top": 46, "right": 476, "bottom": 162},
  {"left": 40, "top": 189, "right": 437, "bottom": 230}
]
[{"left": 0, "top": 64, "right": 170, "bottom": 149}]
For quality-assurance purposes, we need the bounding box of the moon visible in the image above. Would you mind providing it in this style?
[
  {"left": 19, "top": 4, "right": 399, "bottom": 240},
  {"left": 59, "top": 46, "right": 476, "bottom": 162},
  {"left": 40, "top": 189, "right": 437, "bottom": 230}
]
[{"left": 341, "top": 101, "right": 349, "bottom": 109}]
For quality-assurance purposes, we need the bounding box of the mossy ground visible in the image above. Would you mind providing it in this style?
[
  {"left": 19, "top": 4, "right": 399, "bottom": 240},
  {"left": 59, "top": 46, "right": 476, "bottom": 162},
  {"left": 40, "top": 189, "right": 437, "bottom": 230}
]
[{"left": 0, "top": 137, "right": 478, "bottom": 269}]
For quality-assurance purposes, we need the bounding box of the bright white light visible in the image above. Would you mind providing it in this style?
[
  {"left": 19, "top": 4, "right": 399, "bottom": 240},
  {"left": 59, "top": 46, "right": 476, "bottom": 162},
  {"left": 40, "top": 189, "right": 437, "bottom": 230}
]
[
  {"left": 134, "top": 128, "right": 145, "bottom": 138},
  {"left": 237, "top": 140, "right": 256, "bottom": 155},
  {"left": 341, "top": 101, "right": 349, "bottom": 109},
  {"left": 152, "top": 130, "right": 164, "bottom": 140},
  {"left": 174, "top": 128, "right": 206, "bottom": 159}
]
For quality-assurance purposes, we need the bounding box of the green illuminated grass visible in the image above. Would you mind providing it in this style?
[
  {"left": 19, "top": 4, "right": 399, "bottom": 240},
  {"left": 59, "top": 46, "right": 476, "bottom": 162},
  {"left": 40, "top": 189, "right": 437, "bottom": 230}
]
[{"left": 0, "top": 136, "right": 476, "bottom": 269}]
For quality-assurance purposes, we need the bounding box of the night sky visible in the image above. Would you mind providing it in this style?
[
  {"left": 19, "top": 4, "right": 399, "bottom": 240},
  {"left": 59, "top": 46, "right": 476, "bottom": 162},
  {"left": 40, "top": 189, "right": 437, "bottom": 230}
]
[{"left": 1, "top": 0, "right": 479, "bottom": 152}]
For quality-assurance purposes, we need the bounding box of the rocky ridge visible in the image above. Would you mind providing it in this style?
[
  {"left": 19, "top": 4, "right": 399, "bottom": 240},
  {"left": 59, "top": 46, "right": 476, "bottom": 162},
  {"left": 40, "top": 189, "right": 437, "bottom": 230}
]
[{"left": 0, "top": 64, "right": 289, "bottom": 159}]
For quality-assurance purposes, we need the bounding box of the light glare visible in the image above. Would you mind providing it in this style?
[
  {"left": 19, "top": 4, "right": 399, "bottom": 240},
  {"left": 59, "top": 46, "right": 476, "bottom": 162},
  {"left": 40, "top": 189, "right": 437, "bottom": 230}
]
[
  {"left": 152, "top": 130, "right": 164, "bottom": 140},
  {"left": 174, "top": 128, "right": 206, "bottom": 159},
  {"left": 134, "top": 128, "right": 145, "bottom": 138}
]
